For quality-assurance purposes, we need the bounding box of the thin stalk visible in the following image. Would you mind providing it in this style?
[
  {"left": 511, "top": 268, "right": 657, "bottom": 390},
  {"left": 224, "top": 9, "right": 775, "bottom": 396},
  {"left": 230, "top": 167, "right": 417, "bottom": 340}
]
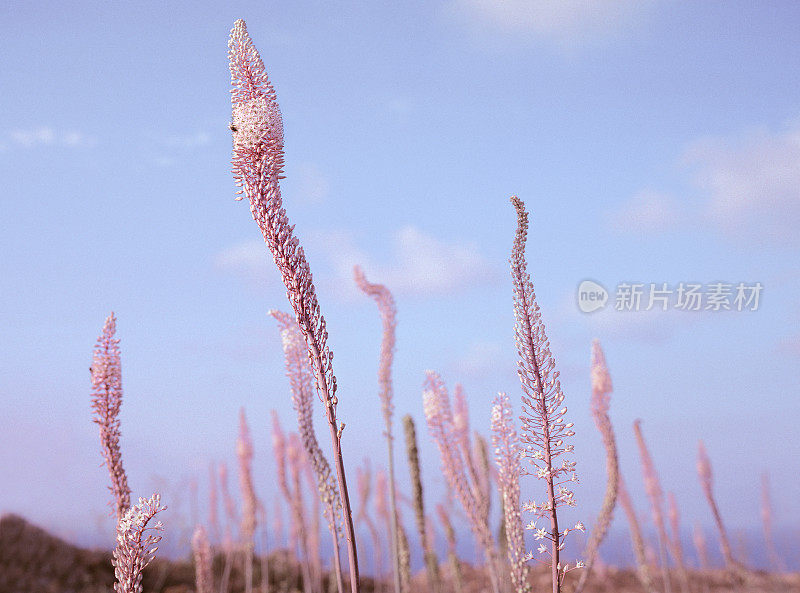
[
  {"left": 228, "top": 21, "right": 360, "bottom": 591},
  {"left": 327, "top": 505, "right": 346, "bottom": 593},
  {"left": 510, "top": 197, "right": 579, "bottom": 593},
  {"left": 353, "top": 266, "right": 400, "bottom": 593}
]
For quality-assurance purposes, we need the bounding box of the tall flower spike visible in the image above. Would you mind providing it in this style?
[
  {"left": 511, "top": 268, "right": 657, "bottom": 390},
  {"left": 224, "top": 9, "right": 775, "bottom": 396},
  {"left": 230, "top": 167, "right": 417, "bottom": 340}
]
[
  {"left": 238, "top": 408, "right": 258, "bottom": 593},
  {"left": 618, "top": 478, "right": 657, "bottom": 593},
  {"left": 402, "top": 414, "right": 440, "bottom": 592},
  {"left": 491, "top": 392, "right": 530, "bottom": 593},
  {"left": 574, "top": 340, "right": 619, "bottom": 593},
  {"left": 270, "top": 309, "right": 345, "bottom": 593},
  {"left": 510, "top": 196, "right": 579, "bottom": 593},
  {"left": 423, "top": 371, "right": 500, "bottom": 593},
  {"left": 91, "top": 312, "right": 132, "bottom": 524},
  {"left": 632, "top": 420, "right": 672, "bottom": 593},
  {"left": 112, "top": 494, "right": 166, "bottom": 593},
  {"left": 208, "top": 462, "right": 220, "bottom": 545},
  {"left": 437, "top": 503, "right": 464, "bottom": 593},
  {"left": 353, "top": 266, "right": 401, "bottom": 593},
  {"left": 452, "top": 385, "right": 486, "bottom": 522},
  {"left": 697, "top": 440, "right": 739, "bottom": 574},
  {"left": 355, "top": 460, "right": 383, "bottom": 583},
  {"left": 228, "top": 19, "right": 359, "bottom": 590},
  {"left": 760, "top": 472, "right": 784, "bottom": 572},
  {"left": 667, "top": 492, "right": 693, "bottom": 593},
  {"left": 692, "top": 523, "right": 710, "bottom": 570},
  {"left": 218, "top": 461, "right": 238, "bottom": 547},
  {"left": 192, "top": 525, "right": 214, "bottom": 593},
  {"left": 287, "top": 431, "right": 315, "bottom": 593},
  {"left": 218, "top": 461, "right": 238, "bottom": 593},
  {"left": 270, "top": 310, "right": 341, "bottom": 515}
]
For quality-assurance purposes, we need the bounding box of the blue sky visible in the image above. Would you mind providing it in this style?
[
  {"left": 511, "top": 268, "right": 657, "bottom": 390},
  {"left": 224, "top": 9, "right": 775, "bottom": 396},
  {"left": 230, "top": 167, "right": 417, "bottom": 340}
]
[{"left": 2, "top": 0, "right": 799, "bottom": 566}]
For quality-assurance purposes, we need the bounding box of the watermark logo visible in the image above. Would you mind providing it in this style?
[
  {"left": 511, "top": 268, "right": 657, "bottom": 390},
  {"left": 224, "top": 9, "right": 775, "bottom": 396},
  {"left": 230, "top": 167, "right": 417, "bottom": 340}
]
[
  {"left": 576, "top": 280, "right": 763, "bottom": 313},
  {"left": 577, "top": 280, "right": 609, "bottom": 313}
]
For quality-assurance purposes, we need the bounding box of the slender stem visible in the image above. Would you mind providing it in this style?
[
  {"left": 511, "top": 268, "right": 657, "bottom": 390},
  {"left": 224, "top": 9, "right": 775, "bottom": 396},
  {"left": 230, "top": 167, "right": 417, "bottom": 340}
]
[
  {"left": 220, "top": 547, "right": 233, "bottom": 593},
  {"left": 543, "top": 424, "right": 560, "bottom": 593},
  {"left": 386, "top": 431, "right": 402, "bottom": 593},
  {"left": 325, "top": 414, "right": 359, "bottom": 593},
  {"left": 327, "top": 503, "right": 345, "bottom": 593},
  {"left": 244, "top": 544, "right": 254, "bottom": 593},
  {"left": 308, "top": 336, "right": 359, "bottom": 593},
  {"left": 287, "top": 316, "right": 359, "bottom": 593},
  {"left": 261, "top": 524, "right": 270, "bottom": 593},
  {"left": 515, "top": 252, "right": 561, "bottom": 593}
]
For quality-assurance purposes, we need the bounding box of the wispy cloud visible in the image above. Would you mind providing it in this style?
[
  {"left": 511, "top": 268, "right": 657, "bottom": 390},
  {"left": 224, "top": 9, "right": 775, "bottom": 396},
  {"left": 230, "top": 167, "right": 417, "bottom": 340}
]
[
  {"left": 5, "top": 126, "right": 96, "bottom": 149},
  {"left": 147, "top": 130, "right": 212, "bottom": 167},
  {"left": 215, "top": 226, "right": 498, "bottom": 299},
  {"left": 449, "top": 0, "right": 658, "bottom": 48},
  {"left": 213, "top": 239, "right": 277, "bottom": 286},
  {"left": 308, "top": 225, "right": 498, "bottom": 299},
  {"left": 685, "top": 121, "right": 800, "bottom": 244},
  {"left": 607, "top": 190, "right": 681, "bottom": 234},
  {"left": 613, "top": 118, "right": 800, "bottom": 246},
  {"left": 159, "top": 131, "right": 211, "bottom": 148}
]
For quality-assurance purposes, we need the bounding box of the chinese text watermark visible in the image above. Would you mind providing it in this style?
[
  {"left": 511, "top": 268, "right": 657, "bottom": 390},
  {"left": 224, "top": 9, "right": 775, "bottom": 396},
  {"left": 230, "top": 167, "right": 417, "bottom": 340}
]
[{"left": 577, "top": 281, "right": 762, "bottom": 313}]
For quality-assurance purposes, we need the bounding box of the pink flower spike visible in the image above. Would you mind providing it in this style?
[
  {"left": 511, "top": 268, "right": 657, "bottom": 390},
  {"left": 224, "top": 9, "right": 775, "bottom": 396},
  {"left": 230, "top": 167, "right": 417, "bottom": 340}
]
[
  {"left": 112, "top": 494, "right": 166, "bottom": 593},
  {"left": 91, "top": 312, "right": 131, "bottom": 524},
  {"left": 228, "top": 20, "right": 359, "bottom": 589}
]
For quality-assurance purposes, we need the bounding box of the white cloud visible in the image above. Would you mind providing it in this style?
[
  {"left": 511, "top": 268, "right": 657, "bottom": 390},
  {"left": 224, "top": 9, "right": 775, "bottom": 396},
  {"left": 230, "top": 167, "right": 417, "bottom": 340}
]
[
  {"left": 614, "top": 118, "right": 800, "bottom": 245},
  {"left": 312, "top": 225, "right": 498, "bottom": 298},
  {"left": 216, "top": 226, "right": 497, "bottom": 300},
  {"left": 390, "top": 226, "right": 497, "bottom": 295},
  {"left": 213, "top": 239, "right": 276, "bottom": 285},
  {"left": 684, "top": 122, "right": 800, "bottom": 244},
  {"left": 6, "top": 126, "right": 96, "bottom": 148},
  {"left": 450, "top": 0, "right": 657, "bottom": 48},
  {"left": 607, "top": 190, "right": 681, "bottom": 234}
]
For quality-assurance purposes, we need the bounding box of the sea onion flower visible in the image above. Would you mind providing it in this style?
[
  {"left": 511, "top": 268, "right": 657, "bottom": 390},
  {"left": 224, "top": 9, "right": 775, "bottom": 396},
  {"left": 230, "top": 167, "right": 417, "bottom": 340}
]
[{"left": 228, "top": 19, "right": 359, "bottom": 590}]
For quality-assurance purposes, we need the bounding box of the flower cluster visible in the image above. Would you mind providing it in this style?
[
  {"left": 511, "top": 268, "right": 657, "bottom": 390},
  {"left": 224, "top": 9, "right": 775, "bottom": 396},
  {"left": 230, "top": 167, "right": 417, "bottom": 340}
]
[
  {"left": 237, "top": 409, "right": 258, "bottom": 549},
  {"left": 270, "top": 309, "right": 340, "bottom": 529},
  {"left": 509, "top": 196, "right": 580, "bottom": 588},
  {"left": 423, "top": 371, "right": 500, "bottom": 593},
  {"left": 491, "top": 392, "right": 530, "bottom": 593},
  {"left": 573, "top": 340, "right": 620, "bottom": 593},
  {"left": 191, "top": 525, "right": 213, "bottom": 593},
  {"left": 231, "top": 96, "right": 282, "bottom": 154},
  {"left": 91, "top": 312, "right": 131, "bottom": 523},
  {"left": 112, "top": 494, "right": 166, "bottom": 593},
  {"left": 229, "top": 20, "right": 360, "bottom": 589}
]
